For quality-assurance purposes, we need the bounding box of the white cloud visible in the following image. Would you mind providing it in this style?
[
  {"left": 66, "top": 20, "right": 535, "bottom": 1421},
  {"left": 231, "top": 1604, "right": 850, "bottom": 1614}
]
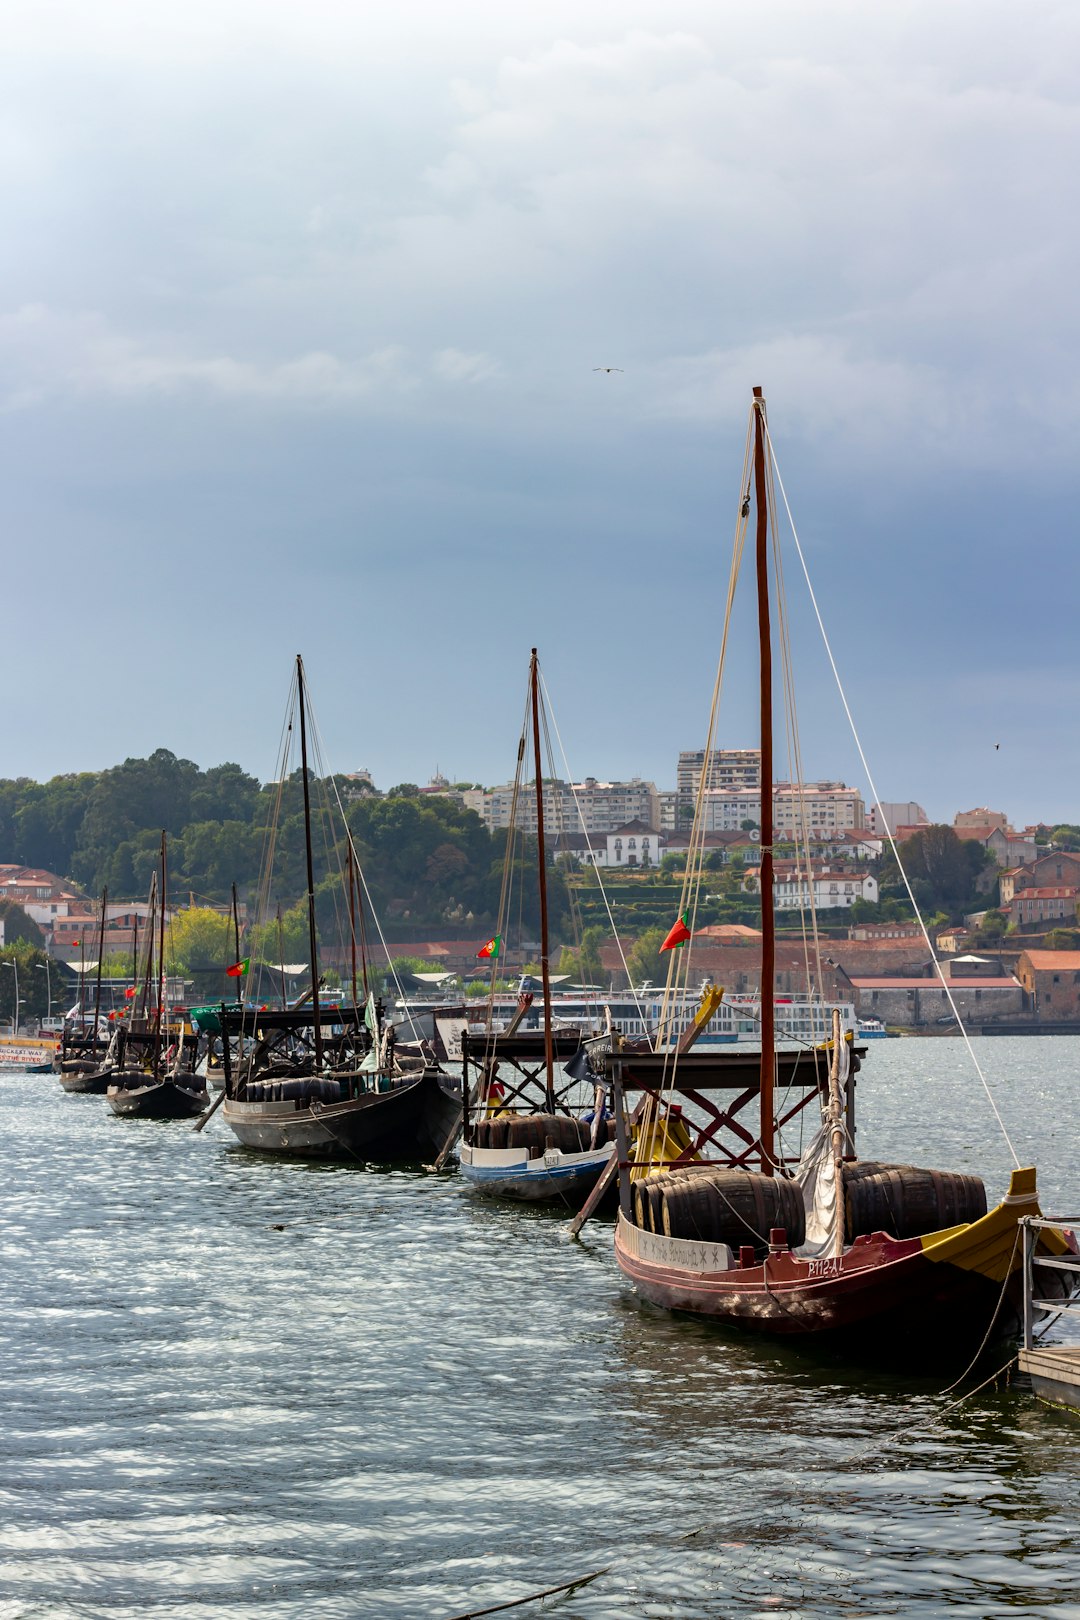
[
  {"left": 432, "top": 347, "right": 501, "bottom": 384},
  {"left": 0, "top": 305, "right": 503, "bottom": 407},
  {"left": 2, "top": 4, "right": 1080, "bottom": 469}
]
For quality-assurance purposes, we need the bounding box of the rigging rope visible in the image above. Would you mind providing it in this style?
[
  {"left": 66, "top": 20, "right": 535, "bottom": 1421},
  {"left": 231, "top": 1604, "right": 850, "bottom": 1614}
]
[
  {"left": 537, "top": 669, "right": 650, "bottom": 1039},
  {"left": 763, "top": 419, "right": 1021, "bottom": 1170}
]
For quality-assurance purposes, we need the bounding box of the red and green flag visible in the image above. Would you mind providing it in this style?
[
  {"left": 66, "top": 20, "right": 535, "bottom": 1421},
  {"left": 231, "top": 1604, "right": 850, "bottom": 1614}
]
[
  {"left": 71, "top": 939, "right": 81, "bottom": 947},
  {"left": 226, "top": 957, "right": 250, "bottom": 978},
  {"left": 124, "top": 986, "right": 137, "bottom": 999},
  {"left": 477, "top": 935, "right": 502, "bottom": 960},
  {"left": 660, "top": 913, "right": 692, "bottom": 951}
]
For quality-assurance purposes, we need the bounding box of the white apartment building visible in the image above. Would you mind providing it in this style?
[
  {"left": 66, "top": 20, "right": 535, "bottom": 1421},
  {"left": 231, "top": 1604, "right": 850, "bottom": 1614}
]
[
  {"left": 773, "top": 782, "right": 865, "bottom": 833},
  {"left": 772, "top": 870, "right": 878, "bottom": 909},
  {"left": 464, "top": 777, "right": 660, "bottom": 837},
  {"left": 680, "top": 781, "right": 865, "bottom": 834},
  {"left": 695, "top": 790, "right": 767, "bottom": 832},
  {"left": 745, "top": 865, "right": 878, "bottom": 910},
  {"left": 867, "top": 801, "right": 928, "bottom": 836},
  {"left": 677, "top": 749, "right": 761, "bottom": 798}
]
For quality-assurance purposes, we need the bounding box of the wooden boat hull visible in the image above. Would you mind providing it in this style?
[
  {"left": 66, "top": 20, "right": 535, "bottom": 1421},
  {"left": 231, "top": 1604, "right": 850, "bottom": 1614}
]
[
  {"left": 60, "top": 1065, "right": 115, "bottom": 1095},
  {"left": 459, "top": 1140, "right": 614, "bottom": 1202},
  {"left": 221, "top": 1068, "right": 461, "bottom": 1162},
  {"left": 107, "top": 1078, "right": 209, "bottom": 1119},
  {"left": 614, "top": 1168, "right": 1077, "bottom": 1356}
]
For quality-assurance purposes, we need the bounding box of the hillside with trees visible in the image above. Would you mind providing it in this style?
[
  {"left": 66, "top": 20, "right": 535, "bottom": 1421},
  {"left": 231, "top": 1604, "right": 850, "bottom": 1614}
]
[{"left": 0, "top": 752, "right": 566, "bottom": 937}]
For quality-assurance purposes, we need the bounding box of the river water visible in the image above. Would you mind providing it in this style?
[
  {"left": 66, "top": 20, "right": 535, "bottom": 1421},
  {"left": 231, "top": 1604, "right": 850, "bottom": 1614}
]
[{"left": 2, "top": 1038, "right": 1078, "bottom": 1619}]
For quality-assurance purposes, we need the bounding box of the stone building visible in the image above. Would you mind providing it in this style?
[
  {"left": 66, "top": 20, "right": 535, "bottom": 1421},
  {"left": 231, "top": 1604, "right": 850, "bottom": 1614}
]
[
  {"left": 1016, "top": 950, "right": 1080, "bottom": 1020},
  {"left": 849, "top": 970, "right": 1023, "bottom": 1028},
  {"left": 1000, "top": 852, "right": 1080, "bottom": 906},
  {"left": 1006, "top": 886, "right": 1078, "bottom": 930}
]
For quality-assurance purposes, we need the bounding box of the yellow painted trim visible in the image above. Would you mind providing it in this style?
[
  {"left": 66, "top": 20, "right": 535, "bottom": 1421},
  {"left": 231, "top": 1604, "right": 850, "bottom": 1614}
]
[{"left": 919, "top": 1167, "right": 1069, "bottom": 1283}]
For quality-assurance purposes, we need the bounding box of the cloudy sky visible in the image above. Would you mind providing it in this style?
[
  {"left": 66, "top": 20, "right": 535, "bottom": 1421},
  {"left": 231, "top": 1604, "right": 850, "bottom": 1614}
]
[{"left": 3, "top": 0, "right": 1078, "bottom": 822}]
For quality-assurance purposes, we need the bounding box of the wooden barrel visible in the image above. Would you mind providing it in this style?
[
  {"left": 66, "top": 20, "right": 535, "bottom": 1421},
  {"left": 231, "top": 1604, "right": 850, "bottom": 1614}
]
[
  {"left": 659, "top": 1169, "right": 805, "bottom": 1250},
  {"left": 840, "top": 1159, "right": 898, "bottom": 1185},
  {"left": 845, "top": 1164, "right": 986, "bottom": 1241}
]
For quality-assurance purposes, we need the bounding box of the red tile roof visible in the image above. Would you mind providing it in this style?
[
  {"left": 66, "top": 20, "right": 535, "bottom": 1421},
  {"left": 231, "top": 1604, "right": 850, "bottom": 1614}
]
[{"left": 850, "top": 976, "right": 1020, "bottom": 989}]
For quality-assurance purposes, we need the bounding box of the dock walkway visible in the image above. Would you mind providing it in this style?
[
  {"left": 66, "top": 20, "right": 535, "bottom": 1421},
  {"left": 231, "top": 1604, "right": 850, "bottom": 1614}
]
[{"left": 1018, "top": 1217, "right": 1080, "bottom": 1412}]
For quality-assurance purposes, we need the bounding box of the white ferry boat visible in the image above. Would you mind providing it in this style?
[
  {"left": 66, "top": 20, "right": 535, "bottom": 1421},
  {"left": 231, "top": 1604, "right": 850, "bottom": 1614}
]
[
  {"left": 0, "top": 1033, "right": 60, "bottom": 1070},
  {"left": 398, "top": 987, "right": 857, "bottom": 1050}
]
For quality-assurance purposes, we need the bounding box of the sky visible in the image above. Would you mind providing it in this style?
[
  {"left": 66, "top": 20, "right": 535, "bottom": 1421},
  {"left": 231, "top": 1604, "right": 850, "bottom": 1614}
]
[{"left": 3, "top": 0, "right": 1079, "bottom": 825}]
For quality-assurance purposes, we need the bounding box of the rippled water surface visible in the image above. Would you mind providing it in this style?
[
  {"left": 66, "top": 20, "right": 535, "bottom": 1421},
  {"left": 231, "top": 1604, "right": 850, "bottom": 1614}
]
[{"left": 2, "top": 1039, "right": 1079, "bottom": 1618}]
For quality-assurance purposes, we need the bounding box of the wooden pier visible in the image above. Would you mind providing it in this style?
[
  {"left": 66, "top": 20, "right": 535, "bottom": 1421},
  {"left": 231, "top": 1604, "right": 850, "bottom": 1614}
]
[{"left": 1018, "top": 1216, "right": 1080, "bottom": 1412}]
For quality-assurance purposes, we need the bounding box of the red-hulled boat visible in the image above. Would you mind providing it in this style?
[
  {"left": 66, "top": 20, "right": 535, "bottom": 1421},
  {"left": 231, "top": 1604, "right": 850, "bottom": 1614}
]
[{"left": 602, "top": 389, "right": 1077, "bottom": 1361}]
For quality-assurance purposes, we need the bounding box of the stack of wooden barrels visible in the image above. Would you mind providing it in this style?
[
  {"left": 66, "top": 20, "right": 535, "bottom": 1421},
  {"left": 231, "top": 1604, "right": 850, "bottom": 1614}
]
[
  {"left": 633, "top": 1160, "right": 987, "bottom": 1253},
  {"left": 842, "top": 1161, "right": 985, "bottom": 1240},
  {"left": 471, "top": 1114, "right": 616, "bottom": 1155},
  {"left": 634, "top": 1166, "right": 805, "bottom": 1251}
]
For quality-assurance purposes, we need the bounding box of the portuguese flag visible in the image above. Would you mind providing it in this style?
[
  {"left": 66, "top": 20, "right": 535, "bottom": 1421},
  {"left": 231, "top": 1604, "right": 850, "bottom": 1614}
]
[
  {"left": 226, "top": 957, "right": 250, "bottom": 978},
  {"left": 660, "top": 913, "right": 692, "bottom": 951},
  {"left": 124, "top": 986, "right": 137, "bottom": 999},
  {"left": 477, "top": 935, "right": 502, "bottom": 960}
]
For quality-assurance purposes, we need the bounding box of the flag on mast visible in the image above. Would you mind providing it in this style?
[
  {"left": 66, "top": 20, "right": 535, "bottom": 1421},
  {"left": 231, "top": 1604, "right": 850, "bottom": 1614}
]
[
  {"left": 477, "top": 935, "right": 502, "bottom": 960},
  {"left": 225, "top": 957, "right": 250, "bottom": 978},
  {"left": 660, "top": 914, "right": 692, "bottom": 951}
]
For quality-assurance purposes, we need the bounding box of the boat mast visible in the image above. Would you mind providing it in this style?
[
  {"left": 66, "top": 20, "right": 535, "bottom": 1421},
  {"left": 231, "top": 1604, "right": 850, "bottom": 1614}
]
[
  {"left": 92, "top": 886, "right": 107, "bottom": 1040},
  {"left": 296, "top": 654, "right": 324, "bottom": 1071},
  {"left": 529, "top": 648, "right": 556, "bottom": 1112},
  {"left": 753, "top": 387, "right": 776, "bottom": 1175},
  {"left": 231, "top": 881, "right": 242, "bottom": 996},
  {"left": 347, "top": 841, "right": 359, "bottom": 1015},
  {"left": 155, "top": 831, "right": 167, "bottom": 1076}
]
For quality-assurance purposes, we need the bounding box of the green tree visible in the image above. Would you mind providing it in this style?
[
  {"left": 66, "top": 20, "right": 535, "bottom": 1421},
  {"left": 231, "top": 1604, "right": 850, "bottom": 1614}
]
[
  {"left": 626, "top": 926, "right": 669, "bottom": 988},
  {"left": 166, "top": 908, "right": 236, "bottom": 977},
  {"left": 251, "top": 902, "right": 310, "bottom": 966},
  {"left": 885, "top": 825, "right": 993, "bottom": 914},
  {"left": 0, "top": 943, "right": 61, "bottom": 1023},
  {"left": 976, "top": 909, "right": 1008, "bottom": 942},
  {"left": 0, "top": 901, "right": 44, "bottom": 946}
]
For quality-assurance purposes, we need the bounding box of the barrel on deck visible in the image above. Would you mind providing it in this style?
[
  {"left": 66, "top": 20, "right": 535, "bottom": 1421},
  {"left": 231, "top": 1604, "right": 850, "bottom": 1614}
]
[
  {"left": 843, "top": 1163, "right": 986, "bottom": 1241},
  {"left": 640, "top": 1168, "right": 805, "bottom": 1252}
]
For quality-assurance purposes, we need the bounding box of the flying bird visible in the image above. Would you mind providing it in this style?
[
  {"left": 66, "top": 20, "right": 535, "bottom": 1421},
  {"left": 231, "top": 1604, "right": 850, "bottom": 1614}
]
[
  {"left": 593, "top": 367, "right": 623, "bottom": 373},
  {"left": 995, "top": 743, "right": 1000, "bottom": 750}
]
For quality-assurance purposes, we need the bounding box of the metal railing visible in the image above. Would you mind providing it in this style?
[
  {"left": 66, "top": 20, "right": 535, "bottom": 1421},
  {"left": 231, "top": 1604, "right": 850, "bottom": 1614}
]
[{"left": 1021, "top": 1216, "right": 1080, "bottom": 1350}]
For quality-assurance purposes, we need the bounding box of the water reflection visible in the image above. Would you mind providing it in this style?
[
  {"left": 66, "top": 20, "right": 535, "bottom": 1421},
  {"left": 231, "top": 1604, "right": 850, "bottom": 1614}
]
[{"left": 1, "top": 1040, "right": 1078, "bottom": 1619}]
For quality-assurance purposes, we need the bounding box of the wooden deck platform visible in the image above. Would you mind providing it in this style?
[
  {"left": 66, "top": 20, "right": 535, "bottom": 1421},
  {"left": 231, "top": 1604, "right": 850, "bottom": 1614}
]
[{"left": 1017, "top": 1345, "right": 1080, "bottom": 1411}]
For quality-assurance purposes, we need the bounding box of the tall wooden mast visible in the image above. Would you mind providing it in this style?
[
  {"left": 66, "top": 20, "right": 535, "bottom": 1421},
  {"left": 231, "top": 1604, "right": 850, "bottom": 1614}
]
[
  {"left": 529, "top": 648, "right": 556, "bottom": 1112},
  {"left": 92, "top": 886, "right": 107, "bottom": 1038},
  {"left": 753, "top": 387, "right": 775, "bottom": 1174},
  {"left": 347, "top": 841, "right": 359, "bottom": 1015},
  {"left": 296, "top": 654, "right": 323, "bottom": 1070},
  {"left": 155, "top": 832, "right": 168, "bottom": 1075},
  {"left": 231, "top": 881, "right": 242, "bottom": 992}
]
